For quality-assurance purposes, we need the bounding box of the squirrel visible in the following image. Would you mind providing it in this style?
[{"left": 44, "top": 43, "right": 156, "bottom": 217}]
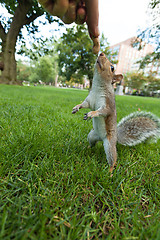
[{"left": 72, "top": 52, "right": 160, "bottom": 172}]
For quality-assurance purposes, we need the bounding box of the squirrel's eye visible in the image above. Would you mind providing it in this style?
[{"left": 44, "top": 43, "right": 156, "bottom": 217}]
[{"left": 111, "top": 65, "right": 114, "bottom": 72}]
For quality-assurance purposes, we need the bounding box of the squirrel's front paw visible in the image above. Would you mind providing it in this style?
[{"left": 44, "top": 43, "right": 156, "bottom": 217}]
[
  {"left": 84, "top": 111, "right": 99, "bottom": 120},
  {"left": 72, "top": 108, "right": 78, "bottom": 114},
  {"left": 83, "top": 112, "right": 92, "bottom": 120},
  {"left": 72, "top": 105, "right": 80, "bottom": 114}
]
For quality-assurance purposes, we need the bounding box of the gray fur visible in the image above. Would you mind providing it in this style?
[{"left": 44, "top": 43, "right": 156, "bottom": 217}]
[{"left": 117, "top": 111, "right": 160, "bottom": 146}]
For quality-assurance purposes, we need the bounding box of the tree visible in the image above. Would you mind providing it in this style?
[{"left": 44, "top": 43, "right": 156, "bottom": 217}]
[
  {"left": 17, "top": 60, "right": 31, "bottom": 82},
  {"left": 29, "top": 55, "right": 57, "bottom": 84},
  {"left": 124, "top": 72, "right": 148, "bottom": 92},
  {"left": 19, "top": 37, "right": 59, "bottom": 84},
  {"left": 135, "top": 0, "right": 160, "bottom": 69},
  {"left": 146, "top": 72, "right": 160, "bottom": 93},
  {"left": 124, "top": 71, "right": 160, "bottom": 96},
  {"left": 17, "top": 55, "right": 58, "bottom": 85},
  {"left": 0, "top": 0, "right": 56, "bottom": 84},
  {"left": 19, "top": 36, "right": 58, "bottom": 61},
  {"left": 57, "top": 25, "right": 113, "bottom": 87}
]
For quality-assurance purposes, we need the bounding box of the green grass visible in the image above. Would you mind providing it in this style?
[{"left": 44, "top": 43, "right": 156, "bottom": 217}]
[{"left": 0, "top": 85, "right": 160, "bottom": 240}]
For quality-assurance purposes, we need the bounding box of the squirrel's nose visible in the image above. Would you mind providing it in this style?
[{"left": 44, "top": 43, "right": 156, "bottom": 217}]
[{"left": 100, "top": 52, "right": 105, "bottom": 57}]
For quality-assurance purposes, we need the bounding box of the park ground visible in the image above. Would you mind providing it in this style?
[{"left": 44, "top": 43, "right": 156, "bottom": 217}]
[{"left": 0, "top": 85, "right": 160, "bottom": 239}]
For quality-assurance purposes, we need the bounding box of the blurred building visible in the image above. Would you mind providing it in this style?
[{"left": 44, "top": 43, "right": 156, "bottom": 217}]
[{"left": 110, "top": 37, "right": 155, "bottom": 75}]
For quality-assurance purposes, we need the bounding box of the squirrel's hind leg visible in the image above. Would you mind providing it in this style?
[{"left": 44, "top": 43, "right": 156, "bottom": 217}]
[
  {"left": 88, "top": 129, "right": 101, "bottom": 147},
  {"left": 103, "top": 138, "right": 117, "bottom": 172}
]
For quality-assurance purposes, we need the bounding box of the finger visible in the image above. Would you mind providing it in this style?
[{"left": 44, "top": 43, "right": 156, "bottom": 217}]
[
  {"left": 75, "top": 6, "right": 86, "bottom": 24},
  {"left": 38, "top": 0, "right": 69, "bottom": 18},
  {"left": 62, "top": 1, "right": 76, "bottom": 24},
  {"left": 84, "top": 0, "right": 100, "bottom": 54},
  {"left": 85, "top": 0, "right": 99, "bottom": 38},
  {"left": 52, "top": 0, "right": 69, "bottom": 17},
  {"left": 75, "top": 1, "right": 87, "bottom": 24},
  {"left": 92, "top": 37, "right": 100, "bottom": 54}
]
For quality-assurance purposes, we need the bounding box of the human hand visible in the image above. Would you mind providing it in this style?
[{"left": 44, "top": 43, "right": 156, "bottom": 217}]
[{"left": 38, "top": 0, "right": 100, "bottom": 54}]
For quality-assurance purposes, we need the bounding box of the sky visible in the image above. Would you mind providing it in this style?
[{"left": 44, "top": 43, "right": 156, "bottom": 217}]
[
  {"left": 99, "top": 0, "right": 150, "bottom": 45},
  {"left": 0, "top": 0, "right": 150, "bottom": 46}
]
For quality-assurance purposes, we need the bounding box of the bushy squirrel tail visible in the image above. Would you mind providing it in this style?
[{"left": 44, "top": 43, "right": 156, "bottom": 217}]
[{"left": 117, "top": 111, "right": 160, "bottom": 146}]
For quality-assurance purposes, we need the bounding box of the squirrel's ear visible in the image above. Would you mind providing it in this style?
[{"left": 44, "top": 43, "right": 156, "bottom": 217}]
[{"left": 112, "top": 74, "right": 123, "bottom": 84}]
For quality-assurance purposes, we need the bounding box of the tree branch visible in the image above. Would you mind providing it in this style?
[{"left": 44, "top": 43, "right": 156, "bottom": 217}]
[
  {"left": 23, "top": 12, "right": 43, "bottom": 26},
  {"left": 0, "top": 22, "right": 7, "bottom": 42}
]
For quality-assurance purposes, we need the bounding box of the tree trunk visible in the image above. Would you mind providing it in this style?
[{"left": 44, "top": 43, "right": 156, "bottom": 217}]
[
  {"left": 55, "top": 74, "right": 58, "bottom": 87},
  {"left": 1, "top": 40, "right": 18, "bottom": 85},
  {"left": 0, "top": 0, "right": 33, "bottom": 85}
]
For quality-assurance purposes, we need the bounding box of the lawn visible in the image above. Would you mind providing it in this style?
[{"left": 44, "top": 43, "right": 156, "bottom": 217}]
[{"left": 0, "top": 85, "right": 160, "bottom": 240}]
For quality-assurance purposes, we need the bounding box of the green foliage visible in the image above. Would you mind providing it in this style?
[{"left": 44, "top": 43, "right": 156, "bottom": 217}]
[
  {"left": 146, "top": 72, "right": 160, "bottom": 92},
  {"left": 57, "top": 25, "right": 112, "bottom": 84},
  {"left": 135, "top": 0, "right": 160, "bottom": 67},
  {"left": 138, "top": 53, "right": 160, "bottom": 74},
  {"left": 0, "top": 85, "right": 160, "bottom": 239},
  {"left": 17, "top": 37, "right": 59, "bottom": 84},
  {"left": 32, "top": 55, "right": 58, "bottom": 84},
  {"left": 35, "top": 56, "right": 57, "bottom": 84},
  {"left": 57, "top": 25, "right": 95, "bottom": 83},
  {"left": 124, "top": 72, "right": 148, "bottom": 90},
  {"left": 17, "top": 55, "right": 58, "bottom": 84},
  {"left": 19, "top": 37, "right": 58, "bottom": 61},
  {"left": 124, "top": 71, "right": 160, "bottom": 93},
  {"left": 17, "top": 60, "right": 32, "bottom": 82}
]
